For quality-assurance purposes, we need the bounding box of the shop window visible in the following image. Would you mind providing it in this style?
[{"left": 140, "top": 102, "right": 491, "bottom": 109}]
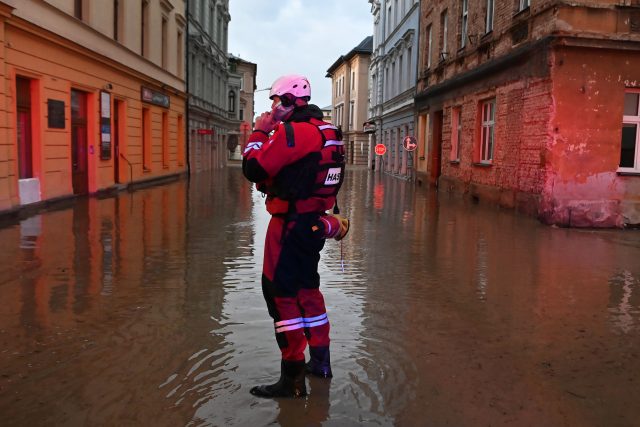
[
  {"left": 177, "top": 115, "right": 184, "bottom": 167},
  {"left": 619, "top": 90, "right": 640, "bottom": 173},
  {"left": 162, "top": 112, "right": 169, "bottom": 168},
  {"left": 479, "top": 98, "right": 495, "bottom": 164},
  {"left": 142, "top": 108, "right": 151, "bottom": 171}
]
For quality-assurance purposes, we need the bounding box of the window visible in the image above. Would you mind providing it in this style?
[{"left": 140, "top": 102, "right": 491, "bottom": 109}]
[
  {"left": 352, "top": 71, "right": 355, "bottom": 90},
  {"left": 426, "top": 25, "right": 432, "bottom": 69},
  {"left": 387, "top": 5, "right": 392, "bottom": 36},
  {"left": 399, "top": 54, "right": 403, "bottom": 93},
  {"left": 407, "top": 47, "right": 412, "bottom": 83},
  {"left": 209, "top": 5, "right": 214, "bottom": 36},
  {"left": 349, "top": 101, "right": 354, "bottom": 129},
  {"left": 480, "top": 99, "right": 495, "bottom": 163},
  {"left": 141, "top": 1, "right": 149, "bottom": 57},
  {"left": 519, "top": 0, "right": 530, "bottom": 11},
  {"left": 620, "top": 90, "right": 640, "bottom": 172},
  {"left": 74, "top": 0, "right": 83, "bottom": 20},
  {"left": 142, "top": 108, "right": 151, "bottom": 171},
  {"left": 451, "top": 107, "right": 462, "bottom": 161},
  {"left": 441, "top": 10, "right": 448, "bottom": 60},
  {"left": 391, "top": 61, "right": 396, "bottom": 95},
  {"left": 461, "top": 0, "right": 468, "bottom": 49},
  {"left": 177, "top": 114, "right": 184, "bottom": 166},
  {"left": 162, "top": 112, "right": 169, "bottom": 168},
  {"left": 177, "top": 30, "right": 184, "bottom": 78},
  {"left": 114, "top": 0, "right": 120, "bottom": 41},
  {"left": 486, "top": 0, "right": 495, "bottom": 33},
  {"left": 228, "top": 91, "right": 236, "bottom": 112},
  {"left": 161, "top": 17, "right": 168, "bottom": 68}
]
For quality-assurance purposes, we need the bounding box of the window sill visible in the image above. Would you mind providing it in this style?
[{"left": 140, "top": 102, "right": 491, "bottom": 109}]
[
  {"left": 473, "top": 162, "right": 493, "bottom": 167},
  {"left": 450, "top": 159, "right": 461, "bottom": 165},
  {"left": 513, "top": 7, "right": 530, "bottom": 19},
  {"left": 617, "top": 170, "right": 640, "bottom": 176}
]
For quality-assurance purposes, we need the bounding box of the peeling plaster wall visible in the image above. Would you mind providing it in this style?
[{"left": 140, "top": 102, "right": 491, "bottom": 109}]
[{"left": 543, "top": 46, "right": 640, "bottom": 227}]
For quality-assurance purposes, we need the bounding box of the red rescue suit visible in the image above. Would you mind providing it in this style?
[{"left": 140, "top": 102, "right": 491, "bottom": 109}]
[{"left": 242, "top": 105, "right": 345, "bottom": 363}]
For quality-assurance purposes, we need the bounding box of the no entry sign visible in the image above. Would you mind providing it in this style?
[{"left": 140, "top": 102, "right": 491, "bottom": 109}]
[{"left": 374, "top": 143, "right": 386, "bottom": 156}]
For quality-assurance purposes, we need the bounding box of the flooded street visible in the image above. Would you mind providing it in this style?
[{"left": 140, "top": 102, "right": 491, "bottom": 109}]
[{"left": 1, "top": 167, "right": 640, "bottom": 426}]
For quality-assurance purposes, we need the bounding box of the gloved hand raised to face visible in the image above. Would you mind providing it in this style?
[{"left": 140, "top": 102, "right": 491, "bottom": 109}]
[
  {"left": 312, "top": 214, "right": 350, "bottom": 241},
  {"left": 253, "top": 111, "right": 278, "bottom": 135}
]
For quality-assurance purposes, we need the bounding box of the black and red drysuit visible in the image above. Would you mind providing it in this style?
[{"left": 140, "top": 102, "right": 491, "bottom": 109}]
[{"left": 242, "top": 104, "right": 345, "bottom": 376}]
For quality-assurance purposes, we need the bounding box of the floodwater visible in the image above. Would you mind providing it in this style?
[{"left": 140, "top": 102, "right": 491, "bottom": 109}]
[{"left": 1, "top": 167, "right": 640, "bottom": 427}]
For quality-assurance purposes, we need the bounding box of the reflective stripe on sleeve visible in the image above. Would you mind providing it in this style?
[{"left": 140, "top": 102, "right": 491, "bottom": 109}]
[
  {"left": 324, "top": 140, "right": 344, "bottom": 147},
  {"left": 243, "top": 141, "right": 263, "bottom": 154}
]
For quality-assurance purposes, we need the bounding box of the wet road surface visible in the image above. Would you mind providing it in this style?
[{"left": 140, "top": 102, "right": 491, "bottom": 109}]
[{"left": 1, "top": 167, "right": 640, "bottom": 426}]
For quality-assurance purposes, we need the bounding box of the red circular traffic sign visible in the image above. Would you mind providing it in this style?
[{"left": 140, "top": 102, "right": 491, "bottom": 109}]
[{"left": 374, "top": 143, "right": 386, "bottom": 156}]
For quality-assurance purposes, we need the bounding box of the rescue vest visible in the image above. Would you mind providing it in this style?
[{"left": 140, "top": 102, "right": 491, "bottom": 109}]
[{"left": 265, "top": 119, "right": 345, "bottom": 205}]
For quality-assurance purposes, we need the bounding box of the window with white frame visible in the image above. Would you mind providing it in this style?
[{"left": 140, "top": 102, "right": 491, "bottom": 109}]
[
  {"left": 399, "top": 54, "right": 403, "bottom": 93},
  {"left": 620, "top": 90, "right": 640, "bottom": 172},
  {"left": 461, "top": 0, "right": 468, "bottom": 49},
  {"left": 440, "top": 10, "right": 448, "bottom": 60},
  {"left": 519, "top": 0, "right": 530, "bottom": 11},
  {"left": 451, "top": 106, "right": 462, "bottom": 161},
  {"left": 480, "top": 99, "right": 495, "bottom": 163},
  {"left": 486, "top": 0, "right": 495, "bottom": 33}
]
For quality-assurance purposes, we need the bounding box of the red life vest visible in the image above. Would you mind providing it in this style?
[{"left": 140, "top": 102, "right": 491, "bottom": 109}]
[{"left": 263, "top": 118, "right": 345, "bottom": 213}]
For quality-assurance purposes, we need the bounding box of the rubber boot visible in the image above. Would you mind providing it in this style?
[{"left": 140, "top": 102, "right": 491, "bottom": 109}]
[
  {"left": 305, "top": 346, "right": 333, "bottom": 378},
  {"left": 250, "top": 359, "right": 307, "bottom": 398}
]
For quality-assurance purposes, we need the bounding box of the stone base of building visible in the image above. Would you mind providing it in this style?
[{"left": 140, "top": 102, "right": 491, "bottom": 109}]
[
  {"left": 434, "top": 175, "right": 640, "bottom": 229},
  {"left": 0, "top": 173, "right": 186, "bottom": 229}
]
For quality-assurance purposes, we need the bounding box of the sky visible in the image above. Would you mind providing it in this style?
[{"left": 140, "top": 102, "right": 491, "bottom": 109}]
[{"left": 228, "top": 0, "right": 373, "bottom": 122}]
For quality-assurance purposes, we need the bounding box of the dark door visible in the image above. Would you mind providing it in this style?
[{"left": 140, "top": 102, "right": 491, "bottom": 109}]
[
  {"left": 71, "top": 89, "right": 88, "bottom": 195},
  {"left": 16, "top": 77, "right": 33, "bottom": 179},
  {"left": 431, "top": 110, "right": 443, "bottom": 187},
  {"left": 113, "top": 99, "right": 121, "bottom": 183}
]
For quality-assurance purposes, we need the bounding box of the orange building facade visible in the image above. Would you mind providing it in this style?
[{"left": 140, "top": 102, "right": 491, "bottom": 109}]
[{"left": 0, "top": 0, "right": 187, "bottom": 215}]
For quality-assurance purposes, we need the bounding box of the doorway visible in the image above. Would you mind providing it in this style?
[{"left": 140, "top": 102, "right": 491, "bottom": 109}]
[{"left": 71, "top": 89, "right": 88, "bottom": 195}]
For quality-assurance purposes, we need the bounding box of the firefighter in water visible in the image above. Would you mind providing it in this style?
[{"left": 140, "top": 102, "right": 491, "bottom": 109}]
[{"left": 242, "top": 74, "right": 349, "bottom": 398}]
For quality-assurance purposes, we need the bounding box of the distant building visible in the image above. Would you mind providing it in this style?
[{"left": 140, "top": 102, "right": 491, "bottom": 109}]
[
  {"left": 320, "top": 106, "right": 333, "bottom": 124},
  {"left": 228, "top": 55, "right": 257, "bottom": 161},
  {"left": 187, "top": 0, "right": 239, "bottom": 171},
  {"left": 368, "top": 0, "right": 420, "bottom": 178},
  {"left": 415, "top": 0, "right": 640, "bottom": 227},
  {"left": 0, "top": 0, "right": 187, "bottom": 214},
  {"left": 327, "top": 36, "right": 373, "bottom": 166}
]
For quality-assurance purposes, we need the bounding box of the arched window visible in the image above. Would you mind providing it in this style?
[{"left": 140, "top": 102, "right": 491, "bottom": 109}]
[{"left": 228, "top": 90, "right": 236, "bottom": 112}]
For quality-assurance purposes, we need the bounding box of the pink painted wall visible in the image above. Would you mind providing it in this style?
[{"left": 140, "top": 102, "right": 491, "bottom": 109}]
[{"left": 542, "top": 46, "right": 640, "bottom": 227}]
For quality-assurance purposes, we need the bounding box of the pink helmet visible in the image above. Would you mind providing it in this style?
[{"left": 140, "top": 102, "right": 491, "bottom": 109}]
[{"left": 269, "top": 75, "right": 311, "bottom": 101}]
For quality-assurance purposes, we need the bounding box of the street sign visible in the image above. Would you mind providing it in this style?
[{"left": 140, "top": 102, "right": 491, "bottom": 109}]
[
  {"left": 374, "top": 143, "right": 386, "bottom": 156},
  {"left": 403, "top": 136, "right": 417, "bottom": 152},
  {"left": 363, "top": 121, "right": 376, "bottom": 134}
]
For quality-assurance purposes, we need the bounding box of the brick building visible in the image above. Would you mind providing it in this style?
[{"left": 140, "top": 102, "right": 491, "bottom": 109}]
[{"left": 415, "top": 0, "right": 640, "bottom": 227}]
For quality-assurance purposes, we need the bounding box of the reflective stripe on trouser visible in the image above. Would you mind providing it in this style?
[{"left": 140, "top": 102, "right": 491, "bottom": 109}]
[{"left": 261, "top": 215, "right": 330, "bottom": 361}]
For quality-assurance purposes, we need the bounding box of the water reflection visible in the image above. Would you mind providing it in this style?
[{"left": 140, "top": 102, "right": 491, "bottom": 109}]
[{"left": 0, "top": 168, "right": 640, "bottom": 426}]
